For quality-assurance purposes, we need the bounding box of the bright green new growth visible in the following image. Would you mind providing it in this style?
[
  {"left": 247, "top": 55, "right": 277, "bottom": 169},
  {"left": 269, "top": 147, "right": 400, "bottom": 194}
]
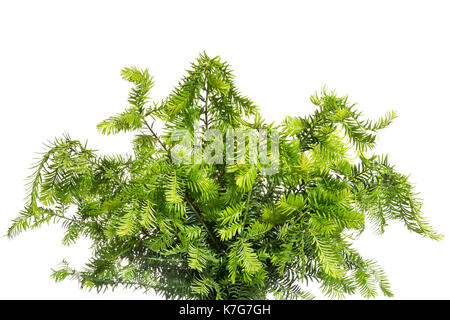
[{"left": 9, "top": 53, "right": 442, "bottom": 299}]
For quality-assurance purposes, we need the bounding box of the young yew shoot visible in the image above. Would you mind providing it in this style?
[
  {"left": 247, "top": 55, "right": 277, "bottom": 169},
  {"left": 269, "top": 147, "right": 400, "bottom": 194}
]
[{"left": 9, "top": 53, "right": 442, "bottom": 300}]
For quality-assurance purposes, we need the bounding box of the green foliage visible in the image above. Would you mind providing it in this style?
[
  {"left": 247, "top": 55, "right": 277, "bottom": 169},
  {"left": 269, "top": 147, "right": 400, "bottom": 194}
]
[{"left": 9, "top": 53, "right": 442, "bottom": 300}]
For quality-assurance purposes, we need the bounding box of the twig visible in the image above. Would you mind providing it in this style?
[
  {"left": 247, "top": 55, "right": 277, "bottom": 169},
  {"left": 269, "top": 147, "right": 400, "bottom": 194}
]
[{"left": 186, "top": 198, "right": 221, "bottom": 249}]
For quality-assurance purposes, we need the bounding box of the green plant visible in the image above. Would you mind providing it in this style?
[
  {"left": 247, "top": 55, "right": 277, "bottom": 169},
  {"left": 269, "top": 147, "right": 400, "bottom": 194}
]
[{"left": 9, "top": 53, "right": 442, "bottom": 300}]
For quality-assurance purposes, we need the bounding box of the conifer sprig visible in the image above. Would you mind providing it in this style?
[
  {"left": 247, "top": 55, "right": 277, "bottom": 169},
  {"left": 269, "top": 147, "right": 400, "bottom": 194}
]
[{"left": 9, "top": 53, "right": 442, "bottom": 300}]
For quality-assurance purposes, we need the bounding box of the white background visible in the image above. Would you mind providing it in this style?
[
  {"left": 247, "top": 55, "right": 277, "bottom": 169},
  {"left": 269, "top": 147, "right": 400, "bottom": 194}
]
[{"left": 1, "top": 0, "right": 449, "bottom": 299}]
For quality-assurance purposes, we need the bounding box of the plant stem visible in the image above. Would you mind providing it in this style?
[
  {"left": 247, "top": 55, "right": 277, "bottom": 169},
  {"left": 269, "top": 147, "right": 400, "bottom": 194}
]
[
  {"left": 186, "top": 198, "right": 221, "bottom": 249},
  {"left": 142, "top": 118, "right": 168, "bottom": 152},
  {"left": 242, "top": 186, "right": 253, "bottom": 227}
]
